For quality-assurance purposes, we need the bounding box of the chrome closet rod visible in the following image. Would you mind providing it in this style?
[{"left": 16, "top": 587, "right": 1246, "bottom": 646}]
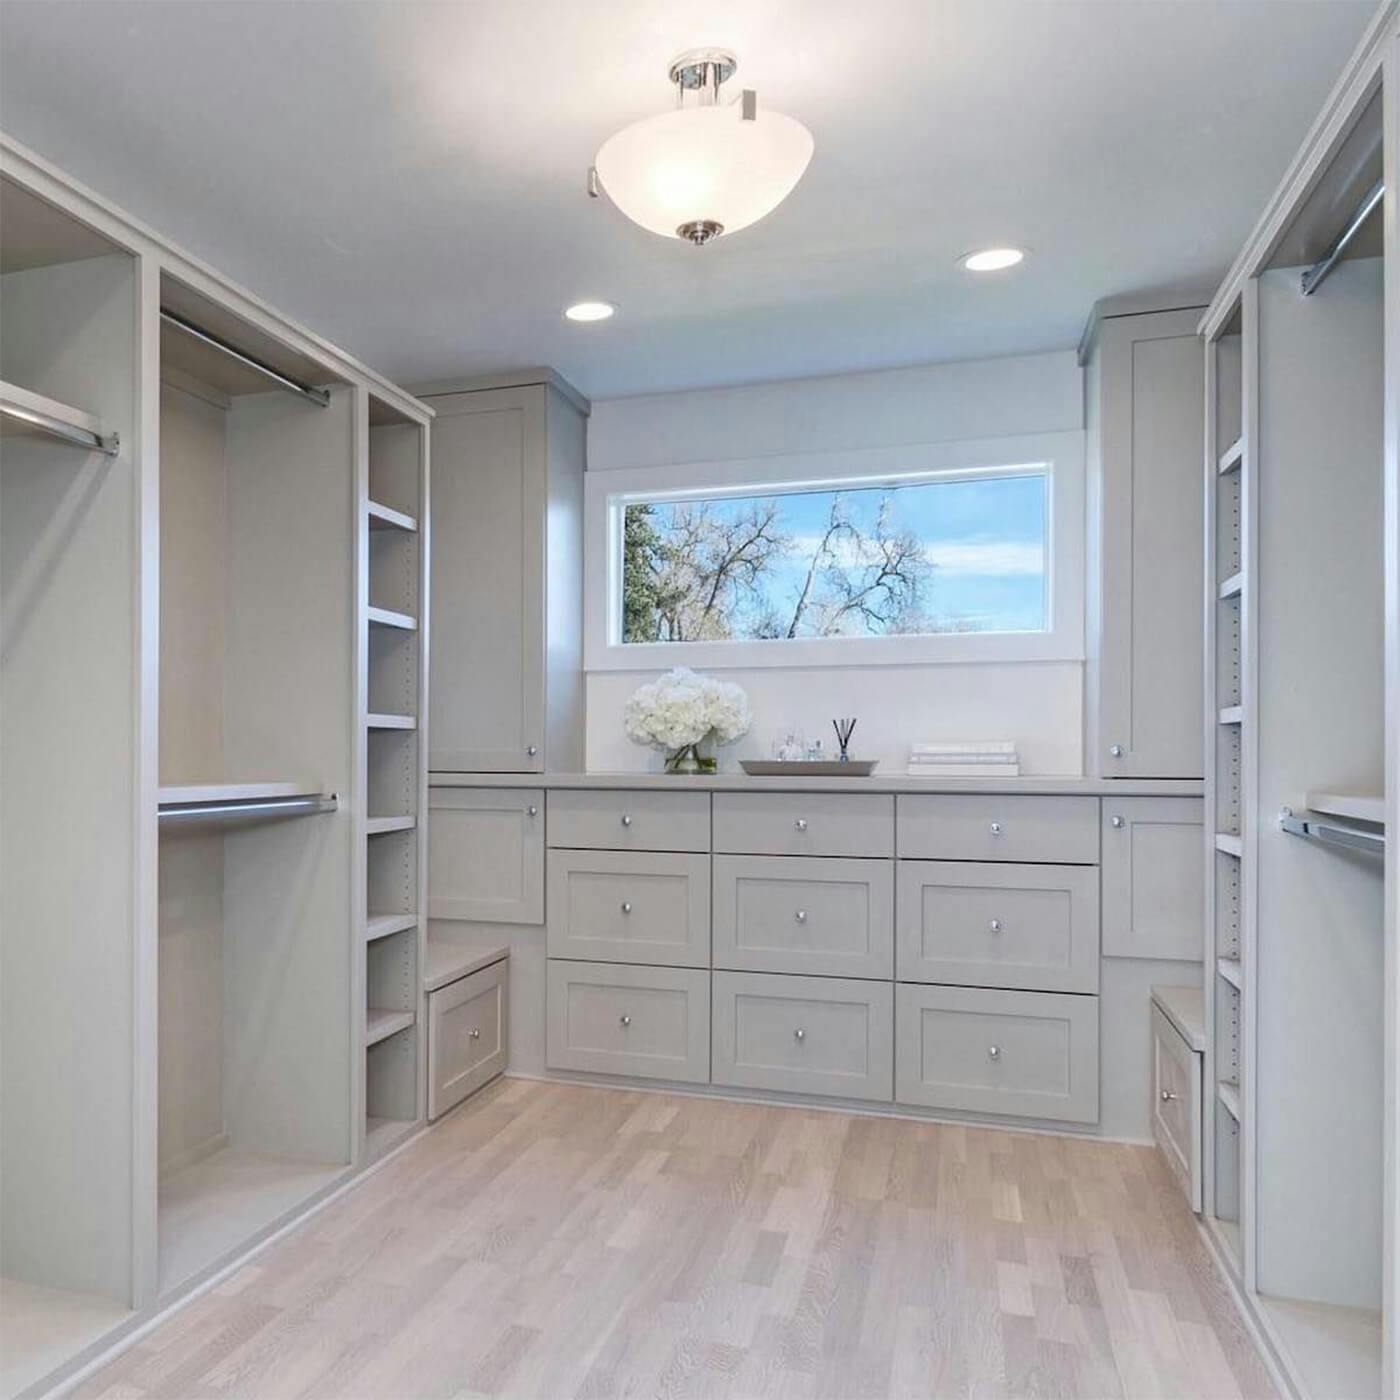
[
  {"left": 0, "top": 400, "right": 120, "bottom": 455},
  {"left": 158, "top": 794, "right": 339, "bottom": 824},
  {"left": 1300, "top": 179, "right": 1384, "bottom": 296},
  {"left": 1278, "top": 806, "right": 1385, "bottom": 855},
  {"left": 159, "top": 309, "right": 332, "bottom": 408}
]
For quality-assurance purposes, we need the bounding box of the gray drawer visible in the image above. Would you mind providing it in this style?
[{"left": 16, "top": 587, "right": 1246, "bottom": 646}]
[
  {"left": 712, "top": 971, "right": 892, "bottom": 1103},
  {"left": 895, "top": 984, "right": 1099, "bottom": 1123},
  {"left": 896, "top": 860, "right": 1099, "bottom": 992},
  {"left": 547, "top": 789, "right": 710, "bottom": 853},
  {"left": 713, "top": 793, "right": 893, "bottom": 858},
  {"left": 546, "top": 960, "right": 710, "bottom": 1084},
  {"left": 1151, "top": 1003, "right": 1202, "bottom": 1210},
  {"left": 897, "top": 795, "right": 1099, "bottom": 864},
  {"left": 547, "top": 849, "right": 710, "bottom": 968},
  {"left": 712, "top": 855, "right": 893, "bottom": 978},
  {"left": 428, "top": 959, "right": 508, "bottom": 1120}
]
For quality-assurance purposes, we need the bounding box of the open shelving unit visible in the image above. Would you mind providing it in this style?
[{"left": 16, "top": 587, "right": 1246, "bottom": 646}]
[{"left": 358, "top": 390, "right": 430, "bottom": 1162}]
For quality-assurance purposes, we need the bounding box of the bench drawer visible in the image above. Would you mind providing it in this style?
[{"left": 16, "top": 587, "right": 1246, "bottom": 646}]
[
  {"left": 547, "top": 789, "right": 710, "bottom": 853},
  {"left": 712, "top": 855, "right": 893, "bottom": 978},
  {"left": 895, "top": 984, "right": 1099, "bottom": 1123},
  {"left": 1151, "top": 1003, "right": 1202, "bottom": 1210},
  {"left": 547, "top": 850, "right": 710, "bottom": 968},
  {"left": 428, "top": 959, "right": 508, "bottom": 1120},
  {"left": 713, "top": 793, "right": 893, "bottom": 858},
  {"left": 896, "top": 861, "right": 1099, "bottom": 992},
  {"left": 712, "top": 971, "right": 892, "bottom": 1102},
  {"left": 897, "top": 795, "right": 1099, "bottom": 864},
  {"left": 546, "top": 960, "right": 710, "bottom": 1083}
]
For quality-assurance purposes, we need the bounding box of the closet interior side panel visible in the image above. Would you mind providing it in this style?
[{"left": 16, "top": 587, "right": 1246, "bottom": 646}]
[
  {"left": 0, "top": 251, "right": 139, "bottom": 1304},
  {"left": 1255, "top": 258, "right": 1385, "bottom": 1312}
]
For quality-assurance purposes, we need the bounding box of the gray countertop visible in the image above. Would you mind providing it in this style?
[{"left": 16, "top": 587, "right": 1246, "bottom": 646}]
[{"left": 427, "top": 770, "right": 1204, "bottom": 797}]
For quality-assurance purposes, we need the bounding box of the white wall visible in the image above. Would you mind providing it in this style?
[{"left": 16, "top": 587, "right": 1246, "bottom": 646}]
[{"left": 585, "top": 351, "right": 1087, "bottom": 775}]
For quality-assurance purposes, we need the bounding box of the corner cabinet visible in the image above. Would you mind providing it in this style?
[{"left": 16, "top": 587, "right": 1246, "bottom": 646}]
[
  {"left": 1083, "top": 302, "right": 1206, "bottom": 779},
  {"left": 420, "top": 376, "right": 587, "bottom": 774}
]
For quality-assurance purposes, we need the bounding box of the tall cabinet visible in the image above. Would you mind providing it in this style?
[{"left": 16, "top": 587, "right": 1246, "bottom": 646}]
[
  {"left": 1198, "top": 9, "right": 1398, "bottom": 1398},
  {"left": 419, "top": 373, "right": 587, "bottom": 775},
  {"left": 1082, "top": 298, "right": 1207, "bottom": 779}
]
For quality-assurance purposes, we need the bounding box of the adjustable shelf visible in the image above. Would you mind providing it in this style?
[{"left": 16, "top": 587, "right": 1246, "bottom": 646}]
[
  {"left": 1218, "top": 437, "right": 1244, "bottom": 475},
  {"left": 366, "top": 499, "right": 418, "bottom": 533},
  {"left": 1305, "top": 790, "right": 1384, "bottom": 825},
  {"left": 158, "top": 783, "right": 337, "bottom": 825},
  {"left": 1217, "top": 957, "right": 1242, "bottom": 990},
  {"left": 365, "top": 1007, "right": 415, "bottom": 1047},
  {"left": 367, "top": 712, "right": 416, "bottom": 731},
  {"left": 1217, "top": 1080, "right": 1242, "bottom": 1122},
  {"left": 367, "top": 605, "right": 417, "bottom": 631},
  {"left": 0, "top": 379, "right": 119, "bottom": 456},
  {"left": 1218, "top": 706, "right": 1243, "bottom": 725},
  {"left": 1215, "top": 833, "right": 1243, "bottom": 858},
  {"left": 366, "top": 815, "right": 415, "bottom": 836},
  {"left": 366, "top": 912, "right": 418, "bottom": 944},
  {"left": 1218, "top": 571, "right": 1244, "bottom": 600}
]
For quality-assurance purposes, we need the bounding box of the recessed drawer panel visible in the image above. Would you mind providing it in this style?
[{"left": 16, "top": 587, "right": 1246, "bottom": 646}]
[
  {"left": 896, "top": 861, "right": 1099, "bottom": 992},
  {"left": 713, "top": 793, "right": 893, "bottom": 858},
  {"left": 546, "top": 960, "right": 709, "bottom": 1084},
  {"left": 895, "top": 984, "right": 1099, "bottom": 1123},
  {"left": 713, "top": 971, "right": 893, "bottom": 1102},
  {"left": 547, "top": 850, "right": 710, "bottom": 968},
  {"left": 897, "top": 795, "right": 1099, "bottom": 864},
  {"left": 428, "top": 959, "right": 508, "bottom": 1120},
  {"left": 713, "top": 855, "right": 893, "bottom": 978},
  {"left": 1151, "top": 1003, "right": 1202, "bottom": 1210},
  {"left": 547, "top": 790, "right": 710, "bottom": 853}
]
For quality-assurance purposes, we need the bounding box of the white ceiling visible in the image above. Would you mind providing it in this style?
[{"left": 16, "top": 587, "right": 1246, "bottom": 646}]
[{"left": 0, "top": 1, "right": 1375, "bottom": 400}]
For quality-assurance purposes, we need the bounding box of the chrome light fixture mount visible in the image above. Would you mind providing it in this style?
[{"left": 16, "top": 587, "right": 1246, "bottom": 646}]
[{"left": 590, "top": 47, "right": 814, "bottom": 248}]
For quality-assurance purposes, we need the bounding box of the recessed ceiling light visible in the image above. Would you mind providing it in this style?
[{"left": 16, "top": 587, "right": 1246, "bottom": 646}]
[
  {"left": 564, "top": 300, "right": 616, "bottom": 322},
  {"left": 961, "top": 247, "right": 1026, "bottom": 273}
]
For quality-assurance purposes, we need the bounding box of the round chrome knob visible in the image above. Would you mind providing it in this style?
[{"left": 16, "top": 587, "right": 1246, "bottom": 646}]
[
  {"left": 987, "top": 1045, "right": 1001, "bottom": 1060},
  {"left": 619, "top": 1014, "right": 631, "bottom": 1027},
  {"left": 794, "top": 910, "right": 808, "bottom": 924},
  {"left": 988, "top": 918, "right": 1003, "bottom": 934},
  {"left": 526, "top": 805, "right": 538, "bottom": 817},
  {"left": 620, "top": 901, "right": 633, "bottom": 915},
  {"left": 620, "top": 814, "right": 633, "bottom": 827},
  {"left": 469, "top": 1028, "right": 481, "bottom": 1040},
  {"left": 1160, "top": 1089, "right": 1177, "bottom": 1102},
  {"left": 794, "top": 1028, "right": 806, "bottom": 1042},
  {"left": 794, "top": 818, "right": 808, "bottom": 832},
  {"left": 527, "top": 745, "right": 538, "bottom": 756},
  {"left": 989, "top": 821, "right": 1003, "bottom": 836},
  {"left": 1111, "top": 815, "right": 1125, "bottom": 829},
  {"left": 1110, "top": 744, "right": 1124, "bottom": 758}
]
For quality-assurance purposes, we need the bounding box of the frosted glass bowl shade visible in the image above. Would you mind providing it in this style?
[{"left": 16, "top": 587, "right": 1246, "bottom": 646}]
[{"left": 594, "top": 102, "right": 814, "bottom": 242}]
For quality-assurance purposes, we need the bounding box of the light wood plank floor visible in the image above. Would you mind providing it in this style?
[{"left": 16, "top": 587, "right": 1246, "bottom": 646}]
[{"left": 75, "top": 1080, "right": 1275, "bottom": 1400}]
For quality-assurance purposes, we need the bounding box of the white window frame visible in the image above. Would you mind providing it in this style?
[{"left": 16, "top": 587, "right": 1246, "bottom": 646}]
[{"left": 584, "top": 430, "right": 1085, "bottom": 671}]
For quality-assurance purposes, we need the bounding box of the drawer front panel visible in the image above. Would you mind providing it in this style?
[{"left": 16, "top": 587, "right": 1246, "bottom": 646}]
[
  {"left": 896, "top": 861, "right": 1099, "bottom": 992},
  {"left": 713, "top": 793, "right": 894, "bottom": 858},
  {"left": 1151, "top": 1004, "right": 1202, "bottom": 1210},
  {"left": 895, "top": 984, "right": 1099, "bottom": 1123},
  {"left": 713, "top": 855, "right": 894, "bottom": 978},
  {"left": 897, "top": 795, "right": 1099, "bottom": 864},
  {"left": 428, "top": 960, "right": 509, "bottom": 1120},
  {"left": 546, "top": 960, "right": 710, "bottom": 1083},
  {"left": 712, "top": 971, "right": 893, "bottom": 1102},
  {"left": 547, "top": 850, "right": 710, "bottom": 968},
  {"left": 548, "top": 790, "right": 710, "bottom": 853}
]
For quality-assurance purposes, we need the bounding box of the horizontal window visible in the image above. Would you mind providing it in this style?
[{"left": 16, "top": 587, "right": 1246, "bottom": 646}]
[{"left": 620, "top": 471, "right": 1047, "bottom": 646}]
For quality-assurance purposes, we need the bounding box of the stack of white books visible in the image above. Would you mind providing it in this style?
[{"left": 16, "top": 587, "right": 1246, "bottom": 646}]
[{"left": 906, "top": 741, "right": 1020, "bottom": 778}]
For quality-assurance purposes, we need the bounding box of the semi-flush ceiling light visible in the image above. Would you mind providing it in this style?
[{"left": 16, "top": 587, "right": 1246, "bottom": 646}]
[
  {"left": 564, "top": 300, "right": 616, "bottom": 322},
  {"left": 590, "top": 48, "right": 813, "bottom": 246},
  {"left": 961, "top": 247, "right": 1026, "bottom": 273}
]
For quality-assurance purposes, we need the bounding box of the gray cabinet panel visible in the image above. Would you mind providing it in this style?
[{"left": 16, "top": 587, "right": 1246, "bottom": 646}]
[
  {"left": 713, "top": 793, "right": 893, "bottom": 857},
  {"left": 897, "top": 795, "right": 1099, "bottom": 864},
  {"left": 547, "top": 849, "right": 710, "bottom": 968},
  {"left": 712, "top": 971, "right": 893, "bottom": 1102},
  {"left": 547, "top": 789, "right": 710, "bottom": 853},
  {"left": 897, "top": 860, "right": 1099, "bottom": 992},
  {"left": 428, "top": 786, "right": 543, "bottom": 924},
  {"left": 712, "top": 855, "right": 893, "bottom": 978},
  {"left": 1100, "top": 797, "right": 1204, "bottom": 960},
  {"left": 895, "top": 984, "right": 1099, "bottom": 1123}
]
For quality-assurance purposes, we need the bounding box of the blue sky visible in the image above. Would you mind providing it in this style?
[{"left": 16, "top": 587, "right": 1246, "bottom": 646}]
[{"left": 635, "top": 472, "right": 1047, "bottom": 638}]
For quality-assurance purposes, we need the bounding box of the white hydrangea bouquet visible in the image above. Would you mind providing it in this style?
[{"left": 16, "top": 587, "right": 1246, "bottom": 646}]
[{"left": 623, "top": 667, "right": 751, "bottom": 774}]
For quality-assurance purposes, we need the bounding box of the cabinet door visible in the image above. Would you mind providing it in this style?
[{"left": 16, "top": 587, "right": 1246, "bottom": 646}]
[
  {"left": 428, "top": 787, "right": 544, "bottom": 924},
  {"left": 1094, "top": 309, "right": 1204, "bottom": 778},
  {"left": 1100, "top": 797, "right": 1203, "bottom": 960},
  {"left": 428, "top": 387, "right": 545, "bottom": 772}
]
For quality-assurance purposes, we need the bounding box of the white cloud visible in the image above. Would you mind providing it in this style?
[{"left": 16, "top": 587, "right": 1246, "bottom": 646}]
[{"left": 785, "top": 533, "right": 1043, "bottom": 577}]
